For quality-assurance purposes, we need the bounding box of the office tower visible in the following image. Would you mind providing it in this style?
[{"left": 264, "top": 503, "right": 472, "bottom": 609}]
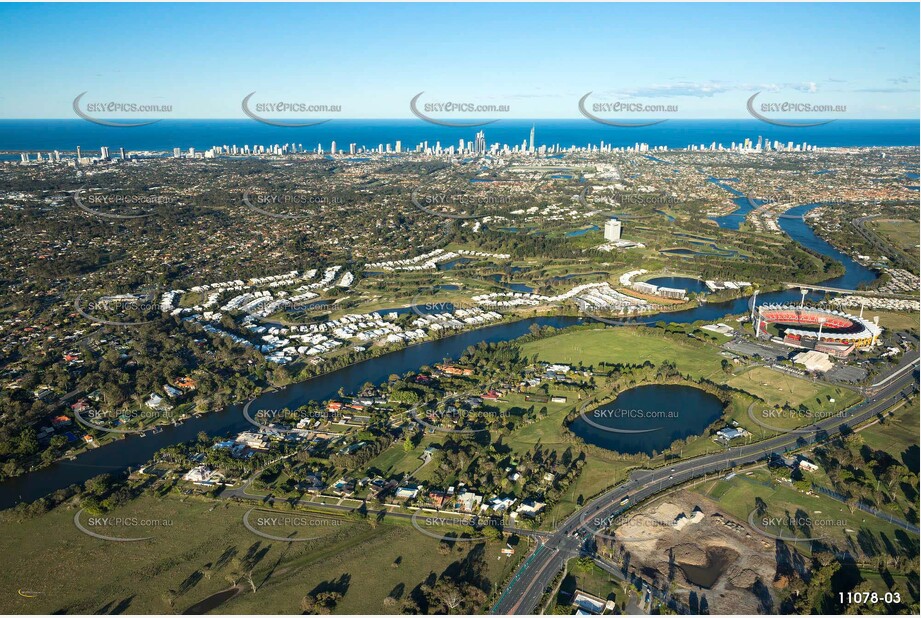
[
  {"left": 395, "top": 140, "right": 402, "bottom": 153},
  {"left": 459, "top": 138, "right": 465, "bottom": 152},
  {"left": 349, "top": 143, "right": 356, "bottom": 155},
  {"left": 604, "top": 217, "right": 622, "bottom": 241},
  {"left": 529, "top": 125, "right": 535, "bottom": 153},
  {"left": 100, "top": 146, "right": 110, "bottom": 160},
  {"left": 20, "top": 153, "right": 28, "bottom": 163},
  {"left": 76, "top": 146, "right": 82, "bottom": 159},
  {"left": 119, "top": 147, "right": 125, "bottom": 160},
  {"left": 475, "top": 130, "right": 486, "bottom": 154}
]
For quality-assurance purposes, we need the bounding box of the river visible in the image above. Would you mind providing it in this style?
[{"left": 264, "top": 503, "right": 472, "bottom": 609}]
[{"left": 0, "top": 204, "right": 878, "bottom": 509}]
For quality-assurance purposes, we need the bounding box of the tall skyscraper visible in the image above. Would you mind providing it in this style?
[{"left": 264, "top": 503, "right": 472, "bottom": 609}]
[
  {"left": 604, "top": 217, "right": 622, "bottom": 241},
  {"left": 474, "top": 130, "right": 486, "bottom": 154},
  {"left": 395, "top": 140, "right": 402, "bottom": 153},
  {"left": 529, "top": 125, "right": 535, "bottom": 153},
  {"left": 100, "top": 146, "right": 110, "bottom": 159}
]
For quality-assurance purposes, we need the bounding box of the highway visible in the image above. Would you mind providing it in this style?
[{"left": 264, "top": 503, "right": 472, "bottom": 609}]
[{"left": 490, "top": 355, "right": 919, "bottom": 615}]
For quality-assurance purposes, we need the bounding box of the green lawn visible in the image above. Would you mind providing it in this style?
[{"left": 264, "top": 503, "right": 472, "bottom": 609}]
[
  {"left": 869, "top": 219, "right": 920, "bottom": 260},
  {"left": 727, "top": 366, "right": 863, "bottom": 432},
  {"left": 859, "top": 399, "right": 920, "bottom": 460},
  {"left": 0, "top": 494, "right": 519, "bottom": 615},
  {"left": 694, "top": 469, "right": 918, "bottom": 559},
  {"left": 520, "top": 328, "right": 725, "bottom": 380},
  {"left": 871, "top": 310, "right": 921, "bottom": 333},
  {"left": 555, "top": 557, "right": 621, "bottom": 611}
]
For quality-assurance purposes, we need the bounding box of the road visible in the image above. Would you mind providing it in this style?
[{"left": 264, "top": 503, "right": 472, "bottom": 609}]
[
  {"left": 782, "top": 281, "right": 916, "bottom": 300},
  {"left": 222, "top": 476, "right": 541, "bottom": 538},
  {"left": 490, "top": 355, "right": 919, "bottom": 614}
]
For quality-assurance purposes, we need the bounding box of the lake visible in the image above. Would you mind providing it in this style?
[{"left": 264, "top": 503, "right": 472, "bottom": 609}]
[
  {"left": 645, "top": 276, "right": 709, "bottom": 294},
  {"left": 569, "top": 384, "right": 725, "bottom": 455}
]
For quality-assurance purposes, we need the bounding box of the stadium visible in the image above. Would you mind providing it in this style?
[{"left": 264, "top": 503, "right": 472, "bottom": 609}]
[{"left": 754, "top": 303, "right": 882, "bottom": 356}]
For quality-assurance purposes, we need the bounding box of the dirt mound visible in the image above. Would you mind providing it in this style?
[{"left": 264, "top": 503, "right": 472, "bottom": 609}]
[
  {"left": 669, "top": 543, "right": 708, "bottom": 566},
  {"left": 730, "top": 568, "right": 760, "bottom": 589}
]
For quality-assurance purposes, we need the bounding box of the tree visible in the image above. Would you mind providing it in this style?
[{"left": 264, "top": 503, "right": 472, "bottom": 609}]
[{"left": 432, "top": 578, "right": 464, "bottom": 612}]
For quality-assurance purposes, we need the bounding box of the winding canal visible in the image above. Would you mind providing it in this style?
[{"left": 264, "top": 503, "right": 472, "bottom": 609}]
[{"left": 0, "top": 204, "right": 878, "bottom": 509}]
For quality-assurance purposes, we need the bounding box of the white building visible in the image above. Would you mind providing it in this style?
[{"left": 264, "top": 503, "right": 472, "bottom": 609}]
[{"left": 604, "top": 217, "right": 622, "bottom": 241}]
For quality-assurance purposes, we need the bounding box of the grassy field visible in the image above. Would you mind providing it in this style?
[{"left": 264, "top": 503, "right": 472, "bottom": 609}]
[
  {"left": 694, "top": 469, "right": 917, "bottom": 558},
  {"left": 727, "top": 366, "right": 863, "bottom": 430},
  {"left": 859, "top": 399, "right": 920, "bottom": 461},
  {"left": 870, "top": 310, "right": 921, "bottom": 333},
  {"left": 0, "top": 494, "right": 520, "bottom": 615},
  {"left": 555, "top": 557, "right": 621, "bottom": 611},
  {"left": 520, "top": 328, "right": 726, "bottom": 380},
  {"left": 869, "top": 219, "right": 920, "bottom": 261}
]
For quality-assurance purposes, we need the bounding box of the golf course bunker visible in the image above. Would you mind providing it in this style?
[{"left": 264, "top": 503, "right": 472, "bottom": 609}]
[{"left": 569, "top": 384, "right": 724, "bottom": 455}]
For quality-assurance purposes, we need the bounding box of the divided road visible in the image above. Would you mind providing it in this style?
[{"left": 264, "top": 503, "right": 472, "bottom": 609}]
[{"left": 491, "top": 356, "right": 919, "bottom": 614}]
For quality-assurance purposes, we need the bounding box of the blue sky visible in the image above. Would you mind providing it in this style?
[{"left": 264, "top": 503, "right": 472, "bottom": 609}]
[{"left": 0, "top": 2, "right": 918, "bottom": 119}]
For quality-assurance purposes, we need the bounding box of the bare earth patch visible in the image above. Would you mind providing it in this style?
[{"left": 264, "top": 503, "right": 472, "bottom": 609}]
[{"left": 599, "top": 490, "right": 778, "bottom": 614}]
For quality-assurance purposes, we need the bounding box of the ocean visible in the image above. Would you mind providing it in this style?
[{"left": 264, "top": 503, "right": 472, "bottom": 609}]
[{"left": 0, "top": 119, "right": 918, "bottom": 153}]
